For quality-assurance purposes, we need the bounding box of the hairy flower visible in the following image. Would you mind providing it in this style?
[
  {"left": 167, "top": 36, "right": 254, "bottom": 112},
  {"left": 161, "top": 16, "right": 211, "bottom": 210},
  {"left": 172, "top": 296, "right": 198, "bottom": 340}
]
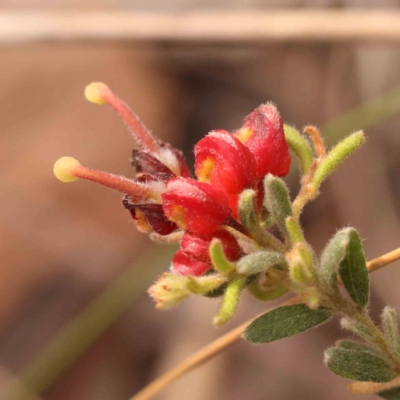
[
  {"left": 235, "top": 103, "right": 291, "bottom": 178},
  {"left": 195, "top": 129, "right": 258, "bottom": 194},
  {"left": 162, "top": 177, "right": 231, "bottom": 236},
  {"left": 54, "top": 82, "right": 291, "bottom": 287}
]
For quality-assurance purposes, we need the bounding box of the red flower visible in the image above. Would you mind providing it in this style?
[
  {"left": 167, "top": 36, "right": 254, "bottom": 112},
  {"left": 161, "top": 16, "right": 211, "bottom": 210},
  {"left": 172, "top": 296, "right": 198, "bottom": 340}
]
[
  {"left": 180, "top": 230, "right": 242, "bottom": 263},
  {"left": 235, "top": 103, "right": 291, "bottom": 178},
  {"left": 195, "top": 129, "right": 257, "bottom": 195},
  {"left": 162, "top": 178, "right": 231, "bottom": 236},
  {"left": 171, "top": 250, "right": 211, "bottom": 276},
  {"left": 172, "top": 230, "right": 242, "bottom": 276}
]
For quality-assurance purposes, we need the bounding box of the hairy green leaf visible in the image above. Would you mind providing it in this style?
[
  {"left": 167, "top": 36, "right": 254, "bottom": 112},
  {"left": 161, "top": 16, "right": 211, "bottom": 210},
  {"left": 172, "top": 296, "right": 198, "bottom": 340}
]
[
  {"left": 338, "top": 228, "right": 369, "bottom": 307},
  {"left": 244, "top": 304, "right": 330, "bottom": 344},
  {"left": 248, "top": 281, "right": 288, "bottom": 301},
  {"left": 313, "top": 131, "right": 365, "bottom": 187},
  {"left": 238, "top": 189, "right": 259, "bottom": 232},
  {"left": 209, "top": 239, "right": 235, "bottom": 273},
  {"left": 264, "top": 175, "right": 293, "bottom": 243},
  {"left": 336, "top": 340, "right": 385, "bottom": 358},
  {"left": 382, "top": 307, "right": 400, "bottom": 359},
  {"left": 319, "top": 229, "right": 351, "bottom": 289},
  {"left": 283, "top": 125, "right": 313, "bottom": 174},
  {"left": 213, "top": 275, "right": 246, "bottom": 327},
  {"left": 325, "top": 347, "right": 396, "bottom": 383},
  {"left": 236, "top": 251, "right": 288, "bottom": 275}
]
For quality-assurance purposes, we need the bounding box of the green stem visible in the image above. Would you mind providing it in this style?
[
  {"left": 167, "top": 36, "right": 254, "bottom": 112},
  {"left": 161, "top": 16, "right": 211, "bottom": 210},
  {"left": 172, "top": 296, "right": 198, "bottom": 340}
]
[{"left": 326, "top": 289, "right": 400, "bottom": 369}]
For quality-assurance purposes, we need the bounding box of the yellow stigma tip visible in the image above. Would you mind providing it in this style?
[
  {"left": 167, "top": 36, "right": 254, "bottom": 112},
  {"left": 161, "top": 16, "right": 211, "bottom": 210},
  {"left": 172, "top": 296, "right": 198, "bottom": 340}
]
[
  {"left": 53, "top": 157, "right": 81, "bottom": 183},
  {"left": 84, "top": 82, "right": 109, "bottom": 105}
]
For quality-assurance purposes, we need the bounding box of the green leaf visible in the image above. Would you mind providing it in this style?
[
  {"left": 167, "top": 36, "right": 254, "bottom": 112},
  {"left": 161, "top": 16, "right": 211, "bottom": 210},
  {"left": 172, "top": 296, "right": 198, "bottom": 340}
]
[
  {"left": 238, "top": 189, "right": 259, "bottom": 232},
  {"left": 336, "top": 340, "right": 385, "bottom": 358},
  {"left": 379, "top": 386, "right": 400, "bottom": 399},
  {"left": 338, "top": 228, "right": 369, "bottom": 307},
  {"left": 209, "top": 239, "right": 235, "bottom": 273},
  {"left": 382, "top": 307, "right": 400, "bottom": 359},
  {"left": 248, "top": 281, "right": 288, "bottom": 301},
  {"left": 238, "top": 189, "right": 285, "bottom": 252},
  {"left": 187, "top": 274, "right": 228, "bottom": 295},
  {"left": 213, "top": 276, "right": 246, "bottom": 327},
  {"left": 319, "top": 228, "right": 351, "bottom": 289},
  {"left": 284, "top": 125, "right": 313, "bottom": 174},
  {"left": 244, "top": 304, "right": 330, "bottom": 344},
  {"left": 325, "top": 347, "right": 396, "bottom": 383},
  {"left": 337, "top": 339, "right": 377, "bottom": 352},
  {"left": 263, "top": 175, "right": 293, "bottom": 244},
  {"left": 313, "top": 130, "right": 365, "bottom": 188},
  {"left": 236, "top": 251, "right": 288, "bottom": 275}
]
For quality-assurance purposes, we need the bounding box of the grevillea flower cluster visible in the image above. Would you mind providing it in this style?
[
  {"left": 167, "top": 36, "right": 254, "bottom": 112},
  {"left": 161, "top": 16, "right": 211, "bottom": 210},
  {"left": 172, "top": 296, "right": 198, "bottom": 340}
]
[
  {"left": 54, "top": 82, "right": 292, "bottom": 322},
  {"left": 55, "top": 84, "right": 400, "bottom": 397}
]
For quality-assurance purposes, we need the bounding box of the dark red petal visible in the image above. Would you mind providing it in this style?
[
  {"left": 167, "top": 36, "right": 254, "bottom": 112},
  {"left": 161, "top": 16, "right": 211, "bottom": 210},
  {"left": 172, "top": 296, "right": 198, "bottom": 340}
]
[
  {"left": 123, "top": 198, "right": 178, "bottom": 235},
  {"left": 132, "top": 149, "right": 175, "bottom": 178},
  {"left": 136, "top": 173, "right": 172, "bottom": 185},
  {"left": 236, "top": 104, "right": 291, "bottom": 178},
  {"left": 136, "top": 204, "right": 178, "bottom": 235},
  {"left": 171, "top": 250, "right": 211, "bottom": 276},
  {"left": 162, "top": 178, "right": 231, "bottom": 236},
  {"left": 195, "top": 129, "right": 257, "bottom": 195}
]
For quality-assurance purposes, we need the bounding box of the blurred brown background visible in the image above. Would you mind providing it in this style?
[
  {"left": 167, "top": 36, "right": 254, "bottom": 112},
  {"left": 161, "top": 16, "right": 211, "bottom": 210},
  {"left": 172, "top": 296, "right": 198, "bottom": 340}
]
[{"left": 1, "top": 1, "right": 400, "bottom": 400}]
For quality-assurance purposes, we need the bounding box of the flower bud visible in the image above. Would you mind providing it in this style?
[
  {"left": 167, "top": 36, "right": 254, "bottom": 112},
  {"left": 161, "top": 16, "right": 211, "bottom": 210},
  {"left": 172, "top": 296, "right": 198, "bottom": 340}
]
[
  {"left": 195, "top": 130, "right": 257, "bottom": 194},
  {"left": 162, "top": 178, "right": 231, "bottom": 236},
  {"left": 171, "top": 250, "right": 211, "bottom": 276},
  {"left": 235, "top": 103, "right": 291, "bottom": 178},
  {"left": 148, "top": 272, "right": 190, "bottom": 309},
  {"left": 148, "top": 272, "right": 227, "bottom": 309}
]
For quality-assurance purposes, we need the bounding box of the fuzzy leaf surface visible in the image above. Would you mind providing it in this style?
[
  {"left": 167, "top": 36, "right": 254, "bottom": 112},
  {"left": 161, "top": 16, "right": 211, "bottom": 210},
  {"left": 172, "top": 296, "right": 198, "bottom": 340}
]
[
  {"left": 244, "top": 304, "right": 330, "bottom": 344},
  {"left": 338, "top": 228, "right": 369, "bottom": 307},
  {"left": 325, "top": 347, "right": 396, "bottom": 383},
  {"left": 236, "top": 251, "right": 288, "bottom": 275},
  {"left": 320, "top": 229, "right": 350, "bottom": 288},
  {"left": 337, "top": 340, "right": 380, "bottom": 353}
]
